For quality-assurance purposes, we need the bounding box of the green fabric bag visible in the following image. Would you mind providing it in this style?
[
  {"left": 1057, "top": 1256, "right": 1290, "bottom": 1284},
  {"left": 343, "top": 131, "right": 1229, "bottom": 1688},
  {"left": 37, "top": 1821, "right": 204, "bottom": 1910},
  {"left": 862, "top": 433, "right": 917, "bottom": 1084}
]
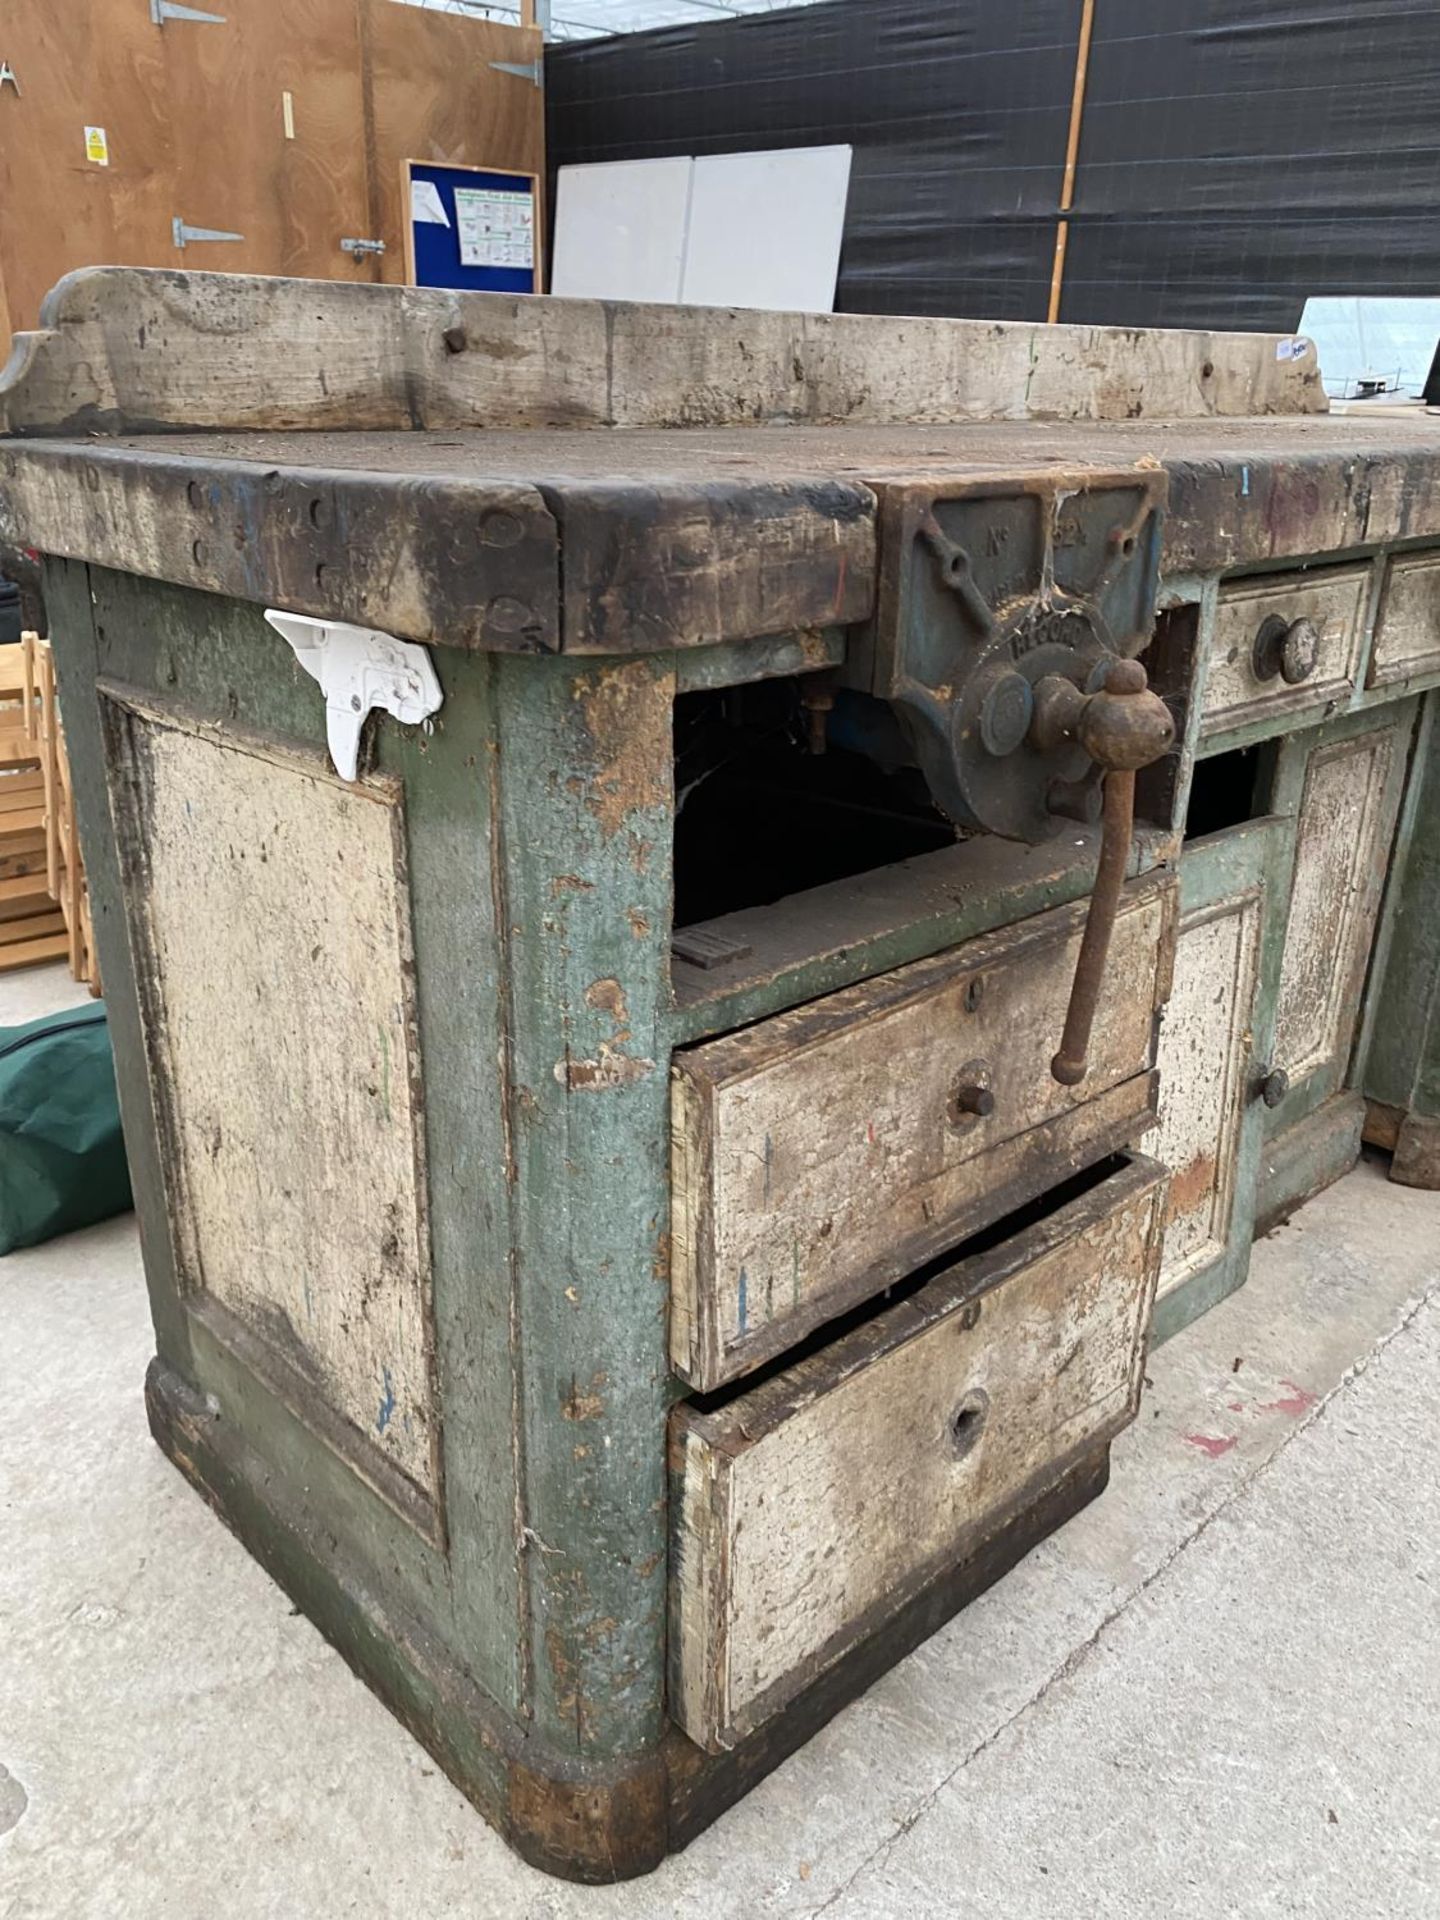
[{"left": 0, "top": 1002, "right": 133, "bottom": 1253}]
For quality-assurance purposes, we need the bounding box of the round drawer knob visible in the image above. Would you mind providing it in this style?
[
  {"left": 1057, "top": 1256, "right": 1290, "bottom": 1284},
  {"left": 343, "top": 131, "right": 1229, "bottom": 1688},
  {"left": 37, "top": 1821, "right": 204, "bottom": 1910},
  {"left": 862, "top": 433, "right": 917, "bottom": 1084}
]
[
  {"left": 1253, "top": 614, "right": 1320, "bottom": 686},
  {"left": 1254, "top": 1065, "right": 1290, "bottom": 1108},
  {"left": 948, "top": 1061, "right": 995, "bottom": 1125}
]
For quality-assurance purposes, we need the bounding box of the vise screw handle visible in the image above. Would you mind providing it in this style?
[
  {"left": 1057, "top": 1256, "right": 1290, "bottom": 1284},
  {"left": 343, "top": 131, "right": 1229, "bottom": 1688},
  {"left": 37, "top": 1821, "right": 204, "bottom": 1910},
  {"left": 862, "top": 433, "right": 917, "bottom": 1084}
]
[{"left": 1049, "top": 658, "right": 1174, "bottom": 1086}]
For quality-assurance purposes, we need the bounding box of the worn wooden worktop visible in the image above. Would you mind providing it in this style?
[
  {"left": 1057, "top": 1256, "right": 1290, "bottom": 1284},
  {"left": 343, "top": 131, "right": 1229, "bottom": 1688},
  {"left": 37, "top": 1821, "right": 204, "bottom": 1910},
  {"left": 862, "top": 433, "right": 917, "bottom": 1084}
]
[
  {"left": 2, "top": 268, "right": 1436, "bottom": 651},
  {"left": 46, "top": 411, "right": 1440, "bottom": 478},
  {"left": 5, "top": 415, "right": 1439, "bottom": 653}
]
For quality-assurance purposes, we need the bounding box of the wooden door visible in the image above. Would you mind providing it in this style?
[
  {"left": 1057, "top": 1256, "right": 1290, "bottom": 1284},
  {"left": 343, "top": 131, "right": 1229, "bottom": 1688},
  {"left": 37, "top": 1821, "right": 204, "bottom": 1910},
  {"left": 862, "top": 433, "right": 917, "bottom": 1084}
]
[
  {"left": 1151, "top": 816, "right": 1287, "bottom": 1344},
  {"left": 360, "top": 0, "right": 544, "bottom": 283},
  {"left": 1265, "top": 702, "right": 1416, "bottom": 1141},
  {"left": 158, "top": 0, "right": 376, "bottom": 282},
  {"left": 0, "top": 0, "right": 178, "bottom": 338}
]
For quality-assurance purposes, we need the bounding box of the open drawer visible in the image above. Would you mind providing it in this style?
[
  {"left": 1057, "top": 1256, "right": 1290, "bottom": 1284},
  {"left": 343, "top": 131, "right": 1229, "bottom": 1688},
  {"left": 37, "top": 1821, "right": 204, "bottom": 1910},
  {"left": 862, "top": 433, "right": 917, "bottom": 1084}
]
[
  {"left": 670, "top": 873, "right": 1176, "bottom": 1389},
  {"left": 669, "top": 1152, "right": 1167, "bottom": 1753}
]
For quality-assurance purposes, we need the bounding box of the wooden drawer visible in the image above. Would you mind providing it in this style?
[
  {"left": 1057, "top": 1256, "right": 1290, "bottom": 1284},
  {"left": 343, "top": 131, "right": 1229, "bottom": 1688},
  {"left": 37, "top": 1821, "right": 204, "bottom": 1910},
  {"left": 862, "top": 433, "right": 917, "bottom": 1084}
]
[
  {"left": 1369, "top": 550, "right": 1440, "bottom": 688},
  {"left": 1202, "top": 564, "right": 1369, "bottom": 733},
  {"left": 669, "top": 874, "right": 1175, "bottom": 1390},
  {"left": 669, "top": 1153, "right": 1166, "bottom": 1752}
]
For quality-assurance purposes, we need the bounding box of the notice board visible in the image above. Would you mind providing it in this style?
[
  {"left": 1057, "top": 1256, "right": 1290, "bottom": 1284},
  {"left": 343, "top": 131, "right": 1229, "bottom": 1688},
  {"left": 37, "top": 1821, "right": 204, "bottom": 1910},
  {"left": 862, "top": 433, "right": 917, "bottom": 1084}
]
[{"left": 405, "top": 160, "right": 539, "bottom": 294}]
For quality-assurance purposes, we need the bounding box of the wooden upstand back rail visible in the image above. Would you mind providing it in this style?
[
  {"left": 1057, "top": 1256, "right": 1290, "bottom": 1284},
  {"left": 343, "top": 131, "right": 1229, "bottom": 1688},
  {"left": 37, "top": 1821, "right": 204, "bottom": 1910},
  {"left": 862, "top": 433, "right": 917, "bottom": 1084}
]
[{"left": 3, "top": 269, "right": 1437, "bottom": 1879}]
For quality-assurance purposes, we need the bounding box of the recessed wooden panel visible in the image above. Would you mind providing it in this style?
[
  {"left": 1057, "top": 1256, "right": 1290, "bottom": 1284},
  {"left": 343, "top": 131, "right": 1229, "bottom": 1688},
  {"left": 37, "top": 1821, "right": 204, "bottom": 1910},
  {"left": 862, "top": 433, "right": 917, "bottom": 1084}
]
[
  {"left": 106, "top": 702, "right": 440, "bottom": 1515},
  {"left": 1274, "top": 727, "right": 1400, "bottom": 1087},
  {"left": 1153, "top": 888, "right": 1262, "bottom": 1297},
  {"left": 1370, "top": 549, "right": 1440, "bottom": 689},
  {"left": 1203, "top": 564, "right": 1369, "bottom": 734},
  {"left": 670, "top": 1155, "right": 1166, "bottom": 1753},
  {"left": 671, "top": 875, "right": 1175, "bottom": 1390}
]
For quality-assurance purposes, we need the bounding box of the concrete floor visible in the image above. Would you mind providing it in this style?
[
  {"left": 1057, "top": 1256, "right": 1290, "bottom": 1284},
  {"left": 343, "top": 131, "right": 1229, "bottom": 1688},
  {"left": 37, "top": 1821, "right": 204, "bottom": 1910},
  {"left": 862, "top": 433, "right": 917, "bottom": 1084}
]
[{"left": 2, "top": 963, "right": 1438, "bottom": 1919}]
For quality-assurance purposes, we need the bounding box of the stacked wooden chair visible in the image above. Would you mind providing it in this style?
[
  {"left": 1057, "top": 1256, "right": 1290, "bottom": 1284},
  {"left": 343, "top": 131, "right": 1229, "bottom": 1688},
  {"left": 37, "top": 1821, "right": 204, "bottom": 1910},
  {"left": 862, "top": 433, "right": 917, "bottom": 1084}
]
[{"left": 0, "top": 635, "right": 96, "bottom": 988}]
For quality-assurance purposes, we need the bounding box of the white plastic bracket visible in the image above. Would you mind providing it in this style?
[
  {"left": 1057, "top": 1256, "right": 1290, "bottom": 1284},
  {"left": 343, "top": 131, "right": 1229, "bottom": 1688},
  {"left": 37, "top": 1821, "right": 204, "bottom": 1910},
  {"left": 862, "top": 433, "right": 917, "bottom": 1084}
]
[{"left": 263, "top": 611, "right": 443, "bottom": 782}]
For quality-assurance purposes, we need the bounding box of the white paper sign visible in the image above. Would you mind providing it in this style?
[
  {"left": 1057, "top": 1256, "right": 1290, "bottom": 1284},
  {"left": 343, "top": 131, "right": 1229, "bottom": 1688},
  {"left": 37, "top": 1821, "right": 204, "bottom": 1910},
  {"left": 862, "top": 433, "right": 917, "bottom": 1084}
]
[
  {"left": 454, "top": 186, "right": 534, "bottom": 271},
  {"left": 410, "top": 179, "right": 450, "bottom": 228}
]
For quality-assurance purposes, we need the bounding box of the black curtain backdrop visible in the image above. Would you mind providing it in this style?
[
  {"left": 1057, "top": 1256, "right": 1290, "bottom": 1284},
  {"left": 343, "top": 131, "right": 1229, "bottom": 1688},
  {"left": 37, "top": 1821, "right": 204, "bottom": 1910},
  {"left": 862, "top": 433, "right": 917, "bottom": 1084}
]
[{"left": 545, "top": 0, "right": 1440, "bottom": 333}]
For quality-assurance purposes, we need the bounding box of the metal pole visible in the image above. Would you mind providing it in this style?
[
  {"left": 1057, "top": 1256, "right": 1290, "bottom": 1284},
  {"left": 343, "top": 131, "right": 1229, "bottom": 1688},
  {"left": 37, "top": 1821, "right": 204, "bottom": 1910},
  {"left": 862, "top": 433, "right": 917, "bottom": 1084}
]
[{"left": 1047, "top": 0, "right": 1096, "bottom": 327}]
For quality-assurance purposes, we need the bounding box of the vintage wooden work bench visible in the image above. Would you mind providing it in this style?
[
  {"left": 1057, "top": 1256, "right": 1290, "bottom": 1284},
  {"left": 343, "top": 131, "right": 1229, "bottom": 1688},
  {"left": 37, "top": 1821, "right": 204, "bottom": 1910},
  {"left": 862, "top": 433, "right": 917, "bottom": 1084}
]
[{"left": 3, "top": 270, "right": 1438, "bottom": 1879}]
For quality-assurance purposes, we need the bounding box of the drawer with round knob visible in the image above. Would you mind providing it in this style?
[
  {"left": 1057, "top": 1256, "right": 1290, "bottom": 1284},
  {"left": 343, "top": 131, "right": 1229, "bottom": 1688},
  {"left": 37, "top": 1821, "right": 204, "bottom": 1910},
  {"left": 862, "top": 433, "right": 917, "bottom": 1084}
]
[
  {"left": 1202, "top": 563, "right": 1369, "bottom": 733},
  {"left": 668, "top": 1151, "right": 1167, "bottom": 1753},
  {"left": 669, "top": 872, "right": 1176, "bottom": 1390}
]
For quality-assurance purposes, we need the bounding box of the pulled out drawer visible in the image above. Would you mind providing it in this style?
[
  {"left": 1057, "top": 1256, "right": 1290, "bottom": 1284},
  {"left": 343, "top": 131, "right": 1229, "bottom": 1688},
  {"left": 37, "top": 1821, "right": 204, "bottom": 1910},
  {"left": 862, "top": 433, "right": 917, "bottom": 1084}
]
[
  {"left": 1203, "top": 564, "right": 1368, "bottom": 734},
  {"left": 670, "top": 874, "right": 1175, "bottom": 1390},
  {"left": 669, "top": 1152, "right": 1167, "bottom": 1753}
]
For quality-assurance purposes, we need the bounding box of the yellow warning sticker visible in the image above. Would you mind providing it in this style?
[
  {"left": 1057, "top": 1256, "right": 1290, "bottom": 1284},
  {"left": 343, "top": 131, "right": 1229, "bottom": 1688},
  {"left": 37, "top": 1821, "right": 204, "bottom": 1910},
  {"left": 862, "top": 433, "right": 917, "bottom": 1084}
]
[{"left": 84, "top": 125, "right": 109, "bottom": 166}]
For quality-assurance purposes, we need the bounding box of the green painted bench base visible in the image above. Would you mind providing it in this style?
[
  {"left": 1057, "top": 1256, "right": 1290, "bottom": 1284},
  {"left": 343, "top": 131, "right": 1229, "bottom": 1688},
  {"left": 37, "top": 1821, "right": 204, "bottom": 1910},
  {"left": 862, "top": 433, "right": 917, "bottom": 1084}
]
[
  {"left": 146, "top": 1355, "right": 1107, "bottom": 1882},
  {"left": 1255, "top": 1092, "right": 1366, "bottom": 1240}
]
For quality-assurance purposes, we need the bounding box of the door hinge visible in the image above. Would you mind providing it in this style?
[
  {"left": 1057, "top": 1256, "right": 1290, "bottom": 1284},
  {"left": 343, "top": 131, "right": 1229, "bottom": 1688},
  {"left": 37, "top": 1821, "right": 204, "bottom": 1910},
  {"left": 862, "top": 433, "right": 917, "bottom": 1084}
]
[
  {"left": 489, "top": 58, "right": 543, "bottom": 88},
  {"left": 340, "top": 237, "right": 387, "bottom": 257},
  {"left": 150, "top": 0, "right": 226, "bottom": 23},
  {"left": 172, "top": 217, "right": 244, "bottom": 248}
]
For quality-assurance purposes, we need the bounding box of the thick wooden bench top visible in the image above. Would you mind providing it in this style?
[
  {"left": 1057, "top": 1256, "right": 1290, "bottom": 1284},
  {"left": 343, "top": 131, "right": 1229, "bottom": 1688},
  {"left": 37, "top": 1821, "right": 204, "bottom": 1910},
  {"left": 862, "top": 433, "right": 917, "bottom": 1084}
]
[
  {"left": 6, "top": 415, "right": 1440, "bottom": 654},
  {"left": 3, "top": 270, "right": 1439, "bottom": 652}
]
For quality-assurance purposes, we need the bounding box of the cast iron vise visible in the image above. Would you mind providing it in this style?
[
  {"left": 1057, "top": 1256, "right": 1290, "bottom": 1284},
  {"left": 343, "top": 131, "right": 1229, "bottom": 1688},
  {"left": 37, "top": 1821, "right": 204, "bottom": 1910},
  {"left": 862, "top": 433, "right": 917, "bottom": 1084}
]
[{"left": 840, "top": 471, "right": 1176, "bottom": 1083}]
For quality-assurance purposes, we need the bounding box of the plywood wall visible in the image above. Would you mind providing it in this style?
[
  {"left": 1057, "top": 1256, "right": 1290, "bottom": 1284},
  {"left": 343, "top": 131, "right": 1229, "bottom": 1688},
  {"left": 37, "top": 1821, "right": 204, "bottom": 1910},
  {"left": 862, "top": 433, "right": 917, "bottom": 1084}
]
[
  {"left": 0, "top": 0, "right": 544, "bottom": 349},
  {"left": 363, "top": 2, "right": 545, "bottom": 287}
]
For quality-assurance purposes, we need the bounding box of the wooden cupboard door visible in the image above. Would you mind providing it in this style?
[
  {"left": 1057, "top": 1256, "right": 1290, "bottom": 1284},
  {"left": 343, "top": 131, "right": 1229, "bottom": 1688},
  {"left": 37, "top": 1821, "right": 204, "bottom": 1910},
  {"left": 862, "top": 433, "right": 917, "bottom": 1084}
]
[
  {"left": 1151, "top": 818, "right": 1286, "bottom": 1341},
  {"left": 158, "top": 0, "right": 376, "bottom": 282},
  {"left": 1267, "top": 707, "right": 1414, "bottom": 1133},
  {"left": 0, "top": 0, "right": 177, "bottom": 340}
]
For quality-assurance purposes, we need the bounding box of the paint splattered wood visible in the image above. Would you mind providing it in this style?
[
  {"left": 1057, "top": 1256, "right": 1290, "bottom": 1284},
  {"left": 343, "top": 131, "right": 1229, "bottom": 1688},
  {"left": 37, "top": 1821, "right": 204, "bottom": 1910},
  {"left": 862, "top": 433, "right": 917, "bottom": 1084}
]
[
  {"left": 1370, "top": 551, "right": 1440, "bottom": 688},
  {"left": 1153, "top": 887, "right": 1263, "bottom": 1299},
  {"left": 670, "top": 1155, "right": 1167, "bottom": 1752},
  {"left": 1274, "top": 725, "right": 1405, "bottom": 1089},
  {"left": 671, "top": 875, "right": 1176, "bottom": 1389},
  {"left": 104, "top": 697, "right": 440, "bottom": 1522}
]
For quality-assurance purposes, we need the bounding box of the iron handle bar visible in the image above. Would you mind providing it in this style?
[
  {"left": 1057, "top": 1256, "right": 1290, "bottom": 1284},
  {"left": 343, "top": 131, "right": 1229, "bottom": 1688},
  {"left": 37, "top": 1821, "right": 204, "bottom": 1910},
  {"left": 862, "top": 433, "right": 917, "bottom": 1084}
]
[
  {"left": 1051, "top": 766, "right": 1136, "bottom": 1086},
  {"left": 1042, "top": 656, "right": 1175, "bottom": 1087}
]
